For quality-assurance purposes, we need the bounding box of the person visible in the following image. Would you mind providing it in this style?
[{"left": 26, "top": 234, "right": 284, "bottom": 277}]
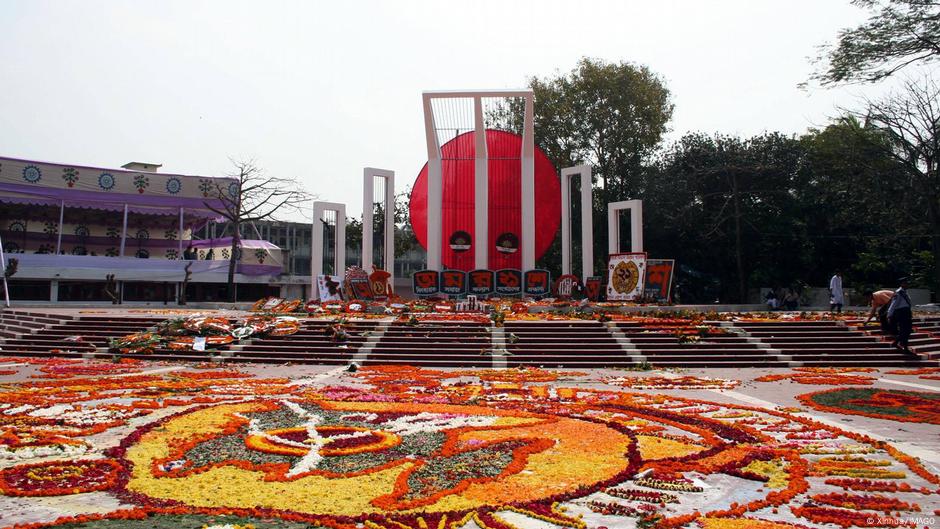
[
  {"left": 886, "top": 277, "right": 914, "bottom": 353},
  {"left": 863, "top": 289, "right": 896, "bottom": 334},
  {"left": 183, "top": 244, "right": 197, "bottom": 260},
  {"left": 829, "top": 271, "right": 845, "bottom": 313},
  {"left": 783, "top": 287, "right": 799, "bottom": 311},
  {"left": 764, "top": 288, "right": 779, "bottom": 310},
  {"left": 204, "top": 248, "right": 214, "bottom": 260}
]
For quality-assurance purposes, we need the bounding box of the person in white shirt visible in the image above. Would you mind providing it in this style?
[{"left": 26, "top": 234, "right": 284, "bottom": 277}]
[
  {"left": 886, "top": 277, "right": 913, "bottom": 352},
  {"left": 829, "top": 271, "right": 845, "bottom": 313}
]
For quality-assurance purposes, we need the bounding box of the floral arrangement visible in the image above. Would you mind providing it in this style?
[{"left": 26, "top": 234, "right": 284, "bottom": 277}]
[
  {"left": 0, "top": 357, "right": 937, "bottom": 529},
  {"left": 603, "top": 375, "right": 741, "bottom": 390}
]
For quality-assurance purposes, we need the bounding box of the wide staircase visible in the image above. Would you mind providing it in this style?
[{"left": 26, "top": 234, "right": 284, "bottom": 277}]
[
  {"left": 614, "top": 321, "right": 775, "bottom": 367},
  {"left": 734, "top": 320, "right": 924, "bottom": 367},
  {"left": 0, "top": 310, "right": 163, "bottom": 359},
  {"left": 504, "top": 321, "right": 635, "bottom": 368},
  {"left": 365, "top": 321, "right": 492, "bottom": 368},
  {"left": 226, "top": 319, "right": 380, "bottom": 365},
  {"left": 1, "top": 308, "right": 938, "bottom": 368}
]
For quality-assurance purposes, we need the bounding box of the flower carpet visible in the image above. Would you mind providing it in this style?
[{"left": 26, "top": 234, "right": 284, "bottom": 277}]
[{"left": 0, "top": 360, "right": 938, "bottom": 529}]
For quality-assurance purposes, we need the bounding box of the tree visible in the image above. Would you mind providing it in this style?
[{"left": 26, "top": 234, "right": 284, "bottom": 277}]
[
  {"left": 809, "top": 0, "right": 940, "bottom": 85},
  {"left": 490, "top": 57, "right": 674, "bottom": 273},
  {"left": 847, "top": 75, "right": 940, "bottom": 292},
  {"left": 652, "top": 133, "right": 806, "bottom": 303},
  {"left": 204, "top": 160, "right": 311, "bottom": 302}
]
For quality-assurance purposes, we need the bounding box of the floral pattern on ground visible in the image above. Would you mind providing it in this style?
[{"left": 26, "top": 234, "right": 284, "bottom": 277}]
[
  {"left": 0, "top": 358, "right": 938, "bottom": 529},
  {"left": 797, "top": 387, "right": 940, "bottom": 424}
]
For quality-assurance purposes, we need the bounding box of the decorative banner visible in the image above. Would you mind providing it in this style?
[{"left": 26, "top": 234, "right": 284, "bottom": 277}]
[
  {"left": 554, "top": 274, "right": 581, "bottom": 299},
  {"left": 316, "top": 275, "right": 344, "bottom": 301},
  {"left": 369, "top": 268, "right": 392, "bottom": 301},
  {"left": 344, "top": 267, "right": 374, "bottom": 300},
  {"left": 585, "top": 276, "right": 603, "bottom": 301},
  {"left": 524, "top": 269, "right": 551, "bottom": 297},
  {"left": 606, "top": 253, "right": 647, "bottom": 301},
  {"left": 412, "top": 269, "right": 440, "bottom": 296},
  {"left": 468, "top": 269, "right": 495, "bottom": 295},
  {"left": 440, "top": 270, "right": 468, "bottom": 296},
  {"left": 495, "top": 268, "right": 523, "bottom": 296},
  {"left": 644, "top": 259, "right": 675, "bottom": 303}
]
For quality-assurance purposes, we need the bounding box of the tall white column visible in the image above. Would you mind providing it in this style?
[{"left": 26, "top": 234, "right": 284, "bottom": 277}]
[
  {"left": 520, "top": 95, "right": 536, "bottom": 271},
  {"left": 580, "top": 168, "right": 594, "bottom": 279},
  {"left": 361, "top": 173, "right": 373, "bottom": 271},
  {"left": 560, "top": 171, "right": 572, "bottom": 276},
  {"left": 311, "top": 201, "right": 347, "bottom": 296},
  {"left": 362, "top": 167, "right": 395, "bottom": 284},
  {"left": 423, "top": 95, "right": 443, "bottom": 271},
  {"left": 607, "top": 200, "right": 643, "bottom": 254},
  {"left": 473, "top": 96, "right": 488, "bottom": 270}
]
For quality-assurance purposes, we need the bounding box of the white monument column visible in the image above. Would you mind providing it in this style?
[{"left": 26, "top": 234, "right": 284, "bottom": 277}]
[
  {"left": 560, "top": 165, "right": 594, "bottom": 280},
  {"left": 473, "top": 96, "right": 488, "bottom": 269},
  {"left": 311, "top": 201, "right": 347, "bottom": 296},
  {"left": 361, "top": 167, "right": 395, "bottom": 283},
  {"left": 520, "top": 94, "right": 536, "bottom": 271},
  {"left": 607, "top": 200, "right": 643, "bottom": 254},
  {"left": 422, "top": 94, "right": 443, "bottom": 271}
]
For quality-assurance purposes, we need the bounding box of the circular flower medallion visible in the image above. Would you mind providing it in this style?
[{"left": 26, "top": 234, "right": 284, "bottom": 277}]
[
  {"left": 228, "top": 181, "right": 240, "bottom": 199},
  {"left": 0, "top": 459, "right": 121, "bottom": 497},
  {"left": 22, "top": 165, "right": 42, "bottom": 183},
  {"left": 165, "top": 177, "right": 182, "bottom": 194},
  {"left": 116, "top": 399, "right": 638, "bottom": 516},
  {"left": 98, "top": 173, "right": 115, "bottom": 190}
]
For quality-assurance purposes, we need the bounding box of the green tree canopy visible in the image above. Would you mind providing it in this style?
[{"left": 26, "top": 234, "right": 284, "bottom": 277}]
[{"left": 809, "top": 0, "right": 940, "bottom": 85}]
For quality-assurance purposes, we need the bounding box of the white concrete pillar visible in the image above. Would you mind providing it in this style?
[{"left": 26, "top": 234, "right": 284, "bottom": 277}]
[
  {"left": 607, "top": 200, "right": 643, "bottom": 254},
  {"left": 311, "top": 202, "right": 347, "bottom": 295},
  {"left": 473, "top": 96, "right": 488, "bottom": 269},
  {"left": 362, "top": 167, "right": 395, "bottom": 284},
  {"left": 423, "top": 95, "right": 443, "bottom": 271},
  {"left": 560, "top": 165, "right": 594, "bottom": 281},
  {"left": 521, "top": 95, "right": 536, "bottom": 271}
]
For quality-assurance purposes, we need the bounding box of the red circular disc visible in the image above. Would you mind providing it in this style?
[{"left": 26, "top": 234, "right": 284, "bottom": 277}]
[{"left": 409, "top": 129, "right": 561, "bottom": 271}]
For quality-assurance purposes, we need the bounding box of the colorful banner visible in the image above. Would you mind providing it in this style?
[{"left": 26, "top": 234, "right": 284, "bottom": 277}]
[
  {"left": 413, "top": 269, "right": 440, "bottom": 296},
  {"left": 606, "top": 253, "right": 647, "bottom": 301},
  {"left": 316, "top": 275, "right": 344, "bottom": 301},
  {"left": 345, "top": 267, "right": 373, "bottom": 300},
  {"left": 524, "top": 269, "right": 551, "bottom": 297},
  {"left": 440, "top": 270, "right": 467, "bottom": 296},
  {"left": 644, "top": 259, "right": 675, "bottom": 303},
  {"left": 585, "top": 276, "right": 603, "bottom": 301},
  {"left": 468, "top": 269, "right": 495, "bottom": 295},
  {"left": 554, "top": 274, "right": 580, "bottom": 299},
  {"left": 494, "top": 269, "right": 522, "bottom": 296}
]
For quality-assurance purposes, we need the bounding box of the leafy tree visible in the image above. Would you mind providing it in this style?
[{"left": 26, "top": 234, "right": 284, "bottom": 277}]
[
  {"left": 809, "top": 0, "right": 940, "bottom": 85},
  {"left": 651, "top": 133, "right": 805, "bottom": 303},
  {"left": 204, "top": 159, "right": 311, "bottom": 302},
  {"left": 490, "top": 57, "right": 674, "bottom": 274},
  {"left": 848, "top": 75, "right": 940, "bottom": 292}
]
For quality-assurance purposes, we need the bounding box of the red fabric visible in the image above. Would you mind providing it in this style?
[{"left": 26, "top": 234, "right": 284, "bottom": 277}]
[{"left": 409, "top": 130, "right": 561, "bottom": 271}]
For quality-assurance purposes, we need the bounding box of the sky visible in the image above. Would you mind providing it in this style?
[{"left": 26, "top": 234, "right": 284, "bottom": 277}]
[{"left": 0, "top": 0, "right": 903, "bottom": 221}]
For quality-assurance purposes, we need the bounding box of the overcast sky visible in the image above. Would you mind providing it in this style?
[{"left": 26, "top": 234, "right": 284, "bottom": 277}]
[{"left": 0, "top": 0, "right": 901, "bottom": 220}]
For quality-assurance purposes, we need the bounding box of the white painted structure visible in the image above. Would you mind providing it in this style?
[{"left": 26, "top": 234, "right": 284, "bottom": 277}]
[
  {"left": 361, "top": 167, "right": 395, "bottom": 284},
  {"left": 421, "top": 89, "right": 535, "bottom": 271},
  {"left": 560, "top": 165, "right": 594, "bottom": 281},
  {"left": 607, "top": 200, "right": 644, "bottom": 254},
  {"left": 311, "top": 201, "right": 346, "bottom": 288}
]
